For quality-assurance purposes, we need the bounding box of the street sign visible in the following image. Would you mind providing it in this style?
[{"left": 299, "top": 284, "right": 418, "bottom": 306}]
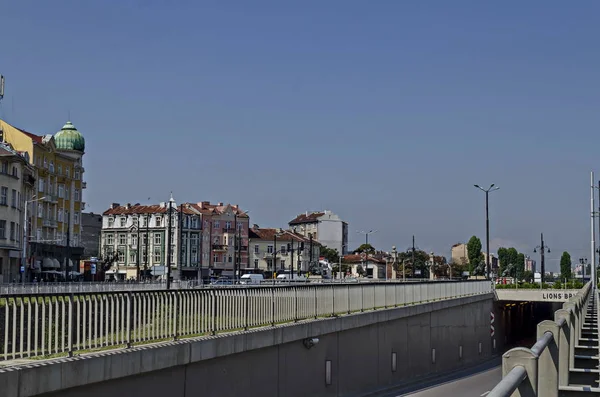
[
  {"left": 490, "top": 311, "right": 495, "bottom": 324},
  {"left": 491, "top": 325, "right": 495, "bottom": 337},
  {"left": 490, "top": 311, "right": 495, "bottom": 336},
  {"left": 91, "top": 263, "right": 97, "bottom": 275},
  {"left": 19, "top": 265, "right": 24, "bottom": 273},
  {"left": 152, "top": 265, "right": 166, "bottom": 275}
]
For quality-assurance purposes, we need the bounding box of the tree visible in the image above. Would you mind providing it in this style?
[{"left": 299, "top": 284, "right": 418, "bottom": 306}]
[
  {"left": 497, "top": 247, "right": 509, "bottom": 277},
  {"left": 467, "top": 236, "right": 483, "bottom": 275},
  {"left": 395, "top": 250, "right": 432, "bottom": 278},
  {"left": 320, "top": 246, "right": 339, "bottom": 264},
  {"left": 560, "top": 251, "right": 572, "bottom": 280},
  {"left": 353, "top": 244, "right": 375, "bottom": 255},
  {"left": 522, "top": 270, "right": 533, "bottom": 283},
  {"left": 516, "top": 253, "right": 525, "bottom": 278},
  {"left": 431, "top": 255, "right": 449, "bottom": 278}
]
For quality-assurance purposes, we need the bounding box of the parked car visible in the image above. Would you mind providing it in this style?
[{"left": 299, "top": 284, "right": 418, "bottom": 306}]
[{"left": 210, "top": 277, "right": 232, "bottom": 286}]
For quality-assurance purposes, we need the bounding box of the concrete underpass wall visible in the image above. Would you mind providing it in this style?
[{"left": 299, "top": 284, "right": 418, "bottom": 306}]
[{"left": 6, "top": 294, "right": 494, "bottom": 397}]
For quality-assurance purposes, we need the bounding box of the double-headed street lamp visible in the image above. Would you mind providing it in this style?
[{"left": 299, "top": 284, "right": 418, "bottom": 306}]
[
  {"left": 534, "top": 233, "right": 550, "bottom": 285},
  {"left": 474, "top": 184, "right": 500, "bottom": 279},
  {"left": 22, "top": 195, "right": 46, "bottom": 283}
]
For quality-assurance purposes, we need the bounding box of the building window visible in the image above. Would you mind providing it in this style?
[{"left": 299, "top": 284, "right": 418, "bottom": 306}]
[
  {"left": 280, "top": 260, "right": 285, "bottom": 269},
  {"left": 11, "top": 166, "right": 17, "bottom": 177},
  {"left": 9, "top": 222, "right": 15, "bottom": 241},
  {"left": 280, "top": 245, "right": 286, "bottom": 254},
  {"left": 266, "top": 259, "right": 273, "bottom": 269},
  {"left": 10, "top": 189, "right": 16, "bottom": 208},
  {"left": 118, "top": 234, "right": 127, "bottom": 245},
  {"left": 1, "top": 162, "right": 7, "bottom": 173},
  {"left": 108, "top": 217, "right": 114, "bottom": 227},
  {"left": 74, "top": 189, "right": 80, "bottom": 201},
  {"left": 49, "top": 161, "right": 54, "bottom": 173},
  {"left": 142, "top": 248, "right": 148, "bottom": 263},
  {"left": 223, "top": 235, "right": 227, "bottom": 245},
  {"left": 142, "top": 234, "right": 148, "bottom": 245},
  {"left": 65, "top": 167, "right": 70, "bottom": 178},
  {"left": 170, "top": 246, "right": 175, "bottom": 263},
  {"left": 131, "top": 234, "right": 137, "bottom": 246},
  {"left": 228, "top": 255, "right": 232, "bottom": 263},
  {"left": 0, "top": 220, "right": 6, "bottom": 239},
  {"left": 254, "top": 244, "right": 259, "bottom": 254},
  {"left": 57, "top": 164, "right": 62, "bottom": 175},
  {"left": 118, "top": 249, "right": 125, "bottom": 263},
  {"left": 237, "top": 222, "right": 242, "bottom": 230},
  {"left": 154, "top": 233, "right": 161, "bottom": 245},
  {"left": 58, "top": 184, "right": 64, "bottom": 198},
  {"left": 58, "top": 209, "right": 63, "bottom": 222},
  {"left": 129, "top": 251, "right": 136, "bottom": 264},
  {"left": 267, "top": 245, "right": 273, "bottom": 253},
  {"left": 225, "top": 221, "right": 231, "bottom": 229},
  {"left": 155, "top": 217, "right": 162, "bottom": 227},
  {"left": 214, "top": 221, "right": 220, "bottom": 229},
  {"left": 74, "top": 169, "right": 80, "bottom": 180},
  {"left": 119, "top": 217, "right": 126, "bottom": 227},
  {"left": 0, "top": 187, "right": 7, "bottom": 205},
  {"left": 213, "top": 254, "right": 219, "bottom": 263},
  {"left": 254, "top": 259, "right": 259, "bottom": 268},
  {"left": 74, "top": 212, "right": 80, "bottom": 225},
  {"left": 153, "top": 247, "right": 162, "bottom": 263},
  {"left": 38, "top": 178, "right": 44, "bottom": 192}
]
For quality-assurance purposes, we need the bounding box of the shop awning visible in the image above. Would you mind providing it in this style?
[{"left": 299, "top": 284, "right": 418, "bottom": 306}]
[{"left": 42, "top": 257, "right": 59, "bottom": 269}]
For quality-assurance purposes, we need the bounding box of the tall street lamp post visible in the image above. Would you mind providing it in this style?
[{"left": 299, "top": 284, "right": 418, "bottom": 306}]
[
  {"left": 534, "top": 233, "right": 550, "bottom": 286},
  {"left": 474, "top": 184, "right": 500, "bottom": 279},
  {"left": 166, "top": 194, "right": 175, "bottom": 289},
  {"left": 22, "top": 195, "right": 46, "bottom": 283}
]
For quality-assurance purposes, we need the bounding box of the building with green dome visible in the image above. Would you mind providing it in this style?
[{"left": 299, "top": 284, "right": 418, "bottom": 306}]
[{"left": 54, "top": 121, "right": 85, "bottom": 153}]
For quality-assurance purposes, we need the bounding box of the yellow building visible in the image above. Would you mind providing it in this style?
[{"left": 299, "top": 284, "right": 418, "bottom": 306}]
[{"left": 0, "top": 119, "right": 86, "bottom": 279}]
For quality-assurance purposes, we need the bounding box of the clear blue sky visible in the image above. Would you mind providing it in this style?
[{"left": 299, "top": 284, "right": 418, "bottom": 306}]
[{"left": 2, "top": 1, "right": 599, "bottom": 270}]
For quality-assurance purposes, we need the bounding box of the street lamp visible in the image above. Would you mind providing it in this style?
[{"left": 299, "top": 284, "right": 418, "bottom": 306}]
[
  {"left": 166, "top": 193, "right": 175, "bottom": 289},
  {"left": 390, "top": 246, "right": 398, "bottom": 281},
  {"left": 474, "top": 184, "right": 500, "bottom": 279},
  {"left": 22, "top": 195, "right": 46, "bottom": 283},
  {"left": 357, "top": 230, "right": 377, "bottom": 276},
  {"left": 533, "top": 233, "right": 550, "bottom": 286}
]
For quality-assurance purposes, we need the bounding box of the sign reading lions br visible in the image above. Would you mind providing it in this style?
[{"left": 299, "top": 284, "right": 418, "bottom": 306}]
[{"left": 495, "top": 289, "right": 581, "bottom": 302}]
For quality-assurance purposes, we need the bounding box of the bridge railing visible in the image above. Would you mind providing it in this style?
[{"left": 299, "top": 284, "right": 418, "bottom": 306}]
[
  {"left": 0, "top": 280, "right": 491, "bottom": 362},
  {"left": 488, "top": 281, "right": 593, "bottom": 397},
  {"left": 0, "top": 280, "right": 199, "bottom": 295}
]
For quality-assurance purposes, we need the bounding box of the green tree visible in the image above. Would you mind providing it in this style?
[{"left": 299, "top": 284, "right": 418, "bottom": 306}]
[
  {"left": 320, "top": 246, "right": 339, "bottom": 264},
  {"left": 467, "top": 236, "right": 483, "bottom": 275},
  {"left": 396, "top": 250, "right": 432, "bottom": 277},
  {"left": 497, "top": 247, "right": 509, "bottom": 277},
  {"left": 516, "top": 253, "right": 525, "bottom": 278},
  {"left": 560, "top": 251, "right": 572, "bottom": 280},
  {"left": 522, "top": 270, "right": 533, "bottom": 283},
  {"left": 353, "top": 244, "right": 375, "bottom": 255}
]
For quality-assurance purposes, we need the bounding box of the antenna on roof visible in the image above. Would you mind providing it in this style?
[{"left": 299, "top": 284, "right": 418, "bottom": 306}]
[{"left": 0, "top": 75, "right": 4, "bottom": 101}]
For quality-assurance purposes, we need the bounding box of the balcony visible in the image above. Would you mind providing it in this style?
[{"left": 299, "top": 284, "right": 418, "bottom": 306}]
[
  {"left": 212, "top": 244, "right": 227, "bottom": 251},
  {"left": 81, "top": 202, "right": 86, "bottom": 210},
  {"left": 222, "top": 228, "right": 236, "bottom": 233},
  {"left": 43, "top": 195, "right": 58, "bottom": 204},
  {"left": 82, "top": 181, "right": 87, "bottom": 189},
  {"left": 43, "top": 219, "right": 58, "bottom": 228}
]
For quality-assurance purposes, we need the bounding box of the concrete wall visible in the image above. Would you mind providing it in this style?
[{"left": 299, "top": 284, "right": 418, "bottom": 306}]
[{"left": 2, "top": 294, "right": 494, "bottom": 397}]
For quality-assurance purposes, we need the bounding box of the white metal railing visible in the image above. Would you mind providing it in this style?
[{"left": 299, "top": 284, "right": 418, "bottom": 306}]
[
  {"left": 488, "top": 281, "right": 594, "bottom": 396},
  {"left": 0, "top": 280, "right": 491, "bottom": 361},
  {"left": 0, "top": 281, "right": 197, "bottom": 295}
]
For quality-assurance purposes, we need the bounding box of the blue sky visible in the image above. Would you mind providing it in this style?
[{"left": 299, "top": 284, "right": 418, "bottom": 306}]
[{"left": 1, "top": 1, "right": 599, "bottom": 270}]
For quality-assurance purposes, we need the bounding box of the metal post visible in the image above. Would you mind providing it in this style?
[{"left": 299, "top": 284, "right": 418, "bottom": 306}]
[
  {"left": 591, "top": 171, "right": 596, "bottom": 288},
  {"left": 22, "top": 200, "right": 28, "bottom": 283},
  {"left": 485, "top": 190, "right": 490, "bottom": 279},
  {"left": 272, "top": 234, "right": 277, "bottom": 279},
  {"left": 412, "top": 235, "right": 415, "bottom": 278},
  {"left": 65, "top": 221, "right": 70, "bottom": 281},
  {"left": 166, "top": 195, "right": 173, "bottom": 289},
  {"left": 145, "top": 214, "right": 149, "bottom": 280},
  {"left": 233, "top": 213, "right": 237, "bottom": 282},
  {"left": 136, "top": 227, "right": 141, "bottom": 281}
]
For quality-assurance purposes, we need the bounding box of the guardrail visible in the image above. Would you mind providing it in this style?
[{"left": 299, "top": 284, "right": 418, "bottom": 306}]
[
  {"left": 488, "top": 281, "right": 594, "bottom": 396},
  {"left": 0, "top": 281, "right": 197, "bottom": 295},
  {"left": 0, "top": 280, "right": 491, "bottom": 362}
]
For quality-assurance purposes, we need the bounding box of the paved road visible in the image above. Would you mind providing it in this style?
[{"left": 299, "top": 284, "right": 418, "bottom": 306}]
[{"left": 369, "top": 357, "right": 502, "bottom": 397}]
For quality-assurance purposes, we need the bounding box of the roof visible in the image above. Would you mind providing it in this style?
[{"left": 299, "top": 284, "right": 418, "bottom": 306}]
[
  {"left": 103, "top": 203, "right": 199, "bottom": 216},
  {"left": 54, "top": 121, "right": 85, "bottom": 152},
  {"left": 188, "top": 201, "right": 249, "bottom": 217},
  {"left": 288, "top": 211, "right": 325, "bottom": 225},
  {"left": 16, "top": 128, "right": 43, "bottom": 144},
  {"left": 249, "top": 227, "right": 321, "bottom": 245},
  {"left": 342, "top": 254, "right": 386, "bottom": 264}
]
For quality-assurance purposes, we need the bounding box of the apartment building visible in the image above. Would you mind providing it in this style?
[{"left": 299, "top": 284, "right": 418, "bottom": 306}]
[
  {"left": 101, "top": 200, "right": 249, "bottom": 280},
  {"left": 288, "top": 210, "right": 348, "bottom": 255},
  {"left": 189, "top": 201, "right": 249, "bottom": 278},
  {"left": 0, "top": 143, "right": 35, "bottom": 282},
  {"left": 248, "top": 226, "right": 320, "bottom": 275},
  {"left": 451, "top": 243, "right": 468, "bottom": 265},
  {"left": 0, "top": 119, "right": 86, "bottom": 277}
]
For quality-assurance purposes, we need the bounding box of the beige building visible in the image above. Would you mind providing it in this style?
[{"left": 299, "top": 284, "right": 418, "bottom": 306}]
[
  {"left": 0, "top": 144, "right": 35, "bottom": 282},
  {"left": 451, "top": 243, "right": 468, "bottom": 265},
  {"left": 248, "top": 227, "right": 320, "bottom": 275}
]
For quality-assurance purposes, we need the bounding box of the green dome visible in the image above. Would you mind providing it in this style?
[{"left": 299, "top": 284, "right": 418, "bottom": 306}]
[{"left": 54, "top": 121, "right": 85, "bottom": 152}]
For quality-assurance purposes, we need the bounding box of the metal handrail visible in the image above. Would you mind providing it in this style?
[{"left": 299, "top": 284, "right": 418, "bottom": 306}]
[{"left": 488, "top": 281, "right": 593, "bottom": 396}]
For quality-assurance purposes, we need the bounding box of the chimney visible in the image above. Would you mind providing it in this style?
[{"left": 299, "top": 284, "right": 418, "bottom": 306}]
[
  {"left": 305, "top": 211, "right": 308, "bottom": 216},
  {"left": 159, "top": 202, "right": 166, "bottom": 208},
  {"left": 126, "top": 203, "right": 131, "bottom": 209},
  {"left": 111, "top": 203, "right": 120, "bottom": 209},
  {"left": 253, "top": 224, "right": 260, "bottom": 229},
  {"left": 218, "top": 202, "right": 223, "bottom": 206}
]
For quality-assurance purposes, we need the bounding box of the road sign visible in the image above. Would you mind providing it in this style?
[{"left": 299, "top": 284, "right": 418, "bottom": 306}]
[
  {"left": 490, "top": 311, "right": 495, "bottom": 324},
  {"left": 152, "top": 265, "right": 166, "bottom": 275},
  {"left": 491, "top": 324, "right": 495, "bottom": 337},
  {"left": 19, "top": 265, "right": 24, "bottom": 273},
  {"left": 91, "top": 263, "right": 97, "bottom": 275}
]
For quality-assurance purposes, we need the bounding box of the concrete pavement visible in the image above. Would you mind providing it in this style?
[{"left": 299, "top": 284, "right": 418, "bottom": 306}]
[{"left": 367, "top": 357, "right": 502, "bottom": 397}]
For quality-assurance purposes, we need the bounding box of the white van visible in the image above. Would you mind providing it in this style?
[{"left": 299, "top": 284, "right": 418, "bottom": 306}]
[
  {"left": 240, "top": 274, "right": 264, "bottom": 285},
  {"left": 276, "top": 272, "right": 307, "bottom": 281}
]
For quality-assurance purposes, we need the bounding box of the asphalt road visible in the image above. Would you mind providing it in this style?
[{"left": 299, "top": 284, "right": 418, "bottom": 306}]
[{"left": 368, "top": 357, "right": 502, "bottom": 397}]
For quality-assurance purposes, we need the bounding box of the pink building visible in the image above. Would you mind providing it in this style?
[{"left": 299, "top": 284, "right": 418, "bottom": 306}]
[{"left": 189, "top": 201, "right": 250, "bottom": 278}]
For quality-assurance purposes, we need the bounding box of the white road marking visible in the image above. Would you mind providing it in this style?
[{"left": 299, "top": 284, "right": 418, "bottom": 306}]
[{"left": 480, "top": 392, "right": 491, "bottom": 396}]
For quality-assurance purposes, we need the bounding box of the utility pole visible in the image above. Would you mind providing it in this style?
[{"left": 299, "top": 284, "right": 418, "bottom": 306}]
[
  {"left": 233, "top": 212, "right": 238, "bottom": 281},
  {"left": 166, "top": 194, "right": 174, "bottom": 289},
  {"left": 289, "top": 239, "right": 295, "bottom": 278},
  {"left": 534, "top": 234, "right": 550, "bottom": 286},
  {"left": 136, "top": 224, "right": 141, "bottom": 281},
  {"left": 65, "top": 221, "right": 70, "bottom": 281},
  {"left": 144, "top": 213, "right": 150, "bottom": 280},
  {"left": 412, "top": 235, "right": 415, "bottom": 277},
  {"left": 272, "top": 233, "right": 278, "bottom": 279},
  {"left": 592, "top": 172, "right": 597, "bottom": 288},
  {"left": 309, "top": 233, "right": 313, "bottom": 275},
  {"left": 179, "top": 203, "right": 184, "bottom": 280}
]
